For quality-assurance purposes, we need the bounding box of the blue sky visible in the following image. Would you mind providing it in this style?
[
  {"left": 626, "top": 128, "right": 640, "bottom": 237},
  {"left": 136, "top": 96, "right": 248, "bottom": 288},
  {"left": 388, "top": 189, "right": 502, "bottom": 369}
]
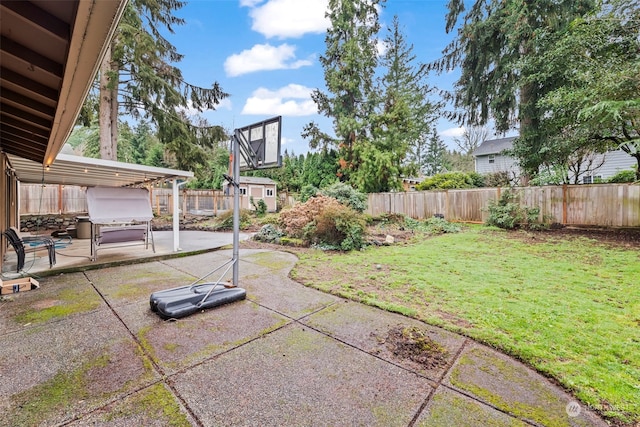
[{"left": 167, "top": 0, "right": 466, "bottom": 155}]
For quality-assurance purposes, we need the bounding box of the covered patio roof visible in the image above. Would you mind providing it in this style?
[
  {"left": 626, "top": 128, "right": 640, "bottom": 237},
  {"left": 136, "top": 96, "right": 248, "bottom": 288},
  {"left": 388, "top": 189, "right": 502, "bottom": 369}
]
[
  {"left": 0, "top": 0, "right": 128, "bottom": 167},
  {"left": 7, "top": 153, "right": 193, "bottom": 188}
]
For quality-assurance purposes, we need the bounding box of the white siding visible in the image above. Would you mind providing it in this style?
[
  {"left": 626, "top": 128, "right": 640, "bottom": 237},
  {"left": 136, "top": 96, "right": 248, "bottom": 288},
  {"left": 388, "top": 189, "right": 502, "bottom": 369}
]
[
  {"left": 475, "top": 154, "right": 522, "bottom": 176},
  {"left": 592, "top": 150, "right": 636, "bottom": 179}
]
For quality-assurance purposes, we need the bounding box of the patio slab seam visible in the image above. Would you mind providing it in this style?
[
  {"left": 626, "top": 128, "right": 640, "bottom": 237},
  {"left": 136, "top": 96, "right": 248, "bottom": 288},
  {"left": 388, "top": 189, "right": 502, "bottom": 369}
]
[
  {"left": 406, "top": 338, "right": 471, "bottom": 427},
  {"left": 81, "top": 271, "right": 209, "bottom": 426}
]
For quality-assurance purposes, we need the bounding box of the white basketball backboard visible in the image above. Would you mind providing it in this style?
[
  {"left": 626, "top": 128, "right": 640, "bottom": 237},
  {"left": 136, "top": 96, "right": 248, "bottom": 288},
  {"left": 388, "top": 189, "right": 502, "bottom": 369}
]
[{"left": 236, "top": 116, "right": 282, "bottom": 171}]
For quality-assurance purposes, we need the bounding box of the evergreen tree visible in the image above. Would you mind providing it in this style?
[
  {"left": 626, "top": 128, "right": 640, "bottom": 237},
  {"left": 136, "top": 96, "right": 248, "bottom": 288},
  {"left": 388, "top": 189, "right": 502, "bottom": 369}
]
[
  {"left": 373, "top": 16, "right": 440, "bottom": 185},
  {"left": 432, "top": 0, "right": 597, "bottom": 176},
  {"left": 517, "top": 0, "right": 640, "bottom": 179},
  {"left": 422, "top": 129, "right": 448, "bottom": 176},
  {"left": 405, "top": 133, "right": 429, "bottom": 177},
  {"left": 303, "top": 0, "right": 383, "bottom": 183},
  {"left": 89, "top": 0, "right": 228, "bottom": 168}
]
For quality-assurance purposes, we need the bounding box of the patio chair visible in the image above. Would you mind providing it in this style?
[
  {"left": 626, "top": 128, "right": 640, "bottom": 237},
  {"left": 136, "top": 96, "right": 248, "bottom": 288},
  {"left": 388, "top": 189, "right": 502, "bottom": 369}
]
[{"left": 3, "top": 228, "right": 56, "bottom": 272}]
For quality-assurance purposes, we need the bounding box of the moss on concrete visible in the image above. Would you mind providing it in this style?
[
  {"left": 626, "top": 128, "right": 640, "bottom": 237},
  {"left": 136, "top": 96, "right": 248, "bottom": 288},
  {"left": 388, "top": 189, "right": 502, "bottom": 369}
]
[
  {"left": 420, "top": 390, "right": 527, "bottom": 427},
  {"left": 449, "top": 347, "right": 589, "bottom": 427},
  {"left": 104, "top": 383, "right": 191, "bottom": 427},
  {"left": 7, "top": 354, "right": 109, "bottom": 426},
  {"left": 13, "top": 286, "right": 101, "bottom": 324},
  {"left": 245, "top": 251, "right": 294, "bottom": 271}
]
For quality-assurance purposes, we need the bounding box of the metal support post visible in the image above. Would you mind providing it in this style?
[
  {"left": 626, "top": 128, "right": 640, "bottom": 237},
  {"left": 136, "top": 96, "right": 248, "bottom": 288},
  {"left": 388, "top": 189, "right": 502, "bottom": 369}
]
[{"left": 232, "top": 135, "right": 240, "bottom": 287}]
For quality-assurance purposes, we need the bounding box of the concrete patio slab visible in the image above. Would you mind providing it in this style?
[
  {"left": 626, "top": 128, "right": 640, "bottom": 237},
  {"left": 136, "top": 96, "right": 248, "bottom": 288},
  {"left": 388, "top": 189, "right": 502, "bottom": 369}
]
[
  {"left": 123, "top": 298, "right": 291, "bottom": 375},
  {"left": 0, "top": 308, "right": 158, "bottom": 427},
  {"left": 415, "top": 387, "right": 528, "bottom": 427},
  {"left": 67, "top": 382, "right": 199, "bottom": 427},
  {"left": 0, "top": 240, "right": 612, "bottom": 427},
  {"left": 443, "top": 343, "right": 609, "bottom": 427},
  {"left": 171, "top": 322, "right": 435, "bottom": 426},
  {"left": 300, "top": 300, "right": 466, "bottom": 382}
]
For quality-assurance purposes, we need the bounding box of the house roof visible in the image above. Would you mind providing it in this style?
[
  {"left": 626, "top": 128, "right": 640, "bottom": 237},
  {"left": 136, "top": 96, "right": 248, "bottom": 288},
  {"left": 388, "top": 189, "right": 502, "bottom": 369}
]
[
  {"left": 473, "top": 136, "right": 517, "bottom": 157},
  {"left": 0, "top": 0, "right": 127, "bottom": 166}
]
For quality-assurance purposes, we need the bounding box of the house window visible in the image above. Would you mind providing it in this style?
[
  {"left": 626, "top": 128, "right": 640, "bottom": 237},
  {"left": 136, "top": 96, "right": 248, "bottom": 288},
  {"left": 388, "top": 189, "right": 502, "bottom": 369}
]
[
  {"left": 582, "top": 176, "right": 592, "bottom": 184},
  {"left": 266, "top": 188, "right": 274, "bottom": 197},
  {"left": 239, "top": 187, "right": 247, "bottom": 195},
  {"left": 488, "top": 154, "right": 495, "bottom": 164}
]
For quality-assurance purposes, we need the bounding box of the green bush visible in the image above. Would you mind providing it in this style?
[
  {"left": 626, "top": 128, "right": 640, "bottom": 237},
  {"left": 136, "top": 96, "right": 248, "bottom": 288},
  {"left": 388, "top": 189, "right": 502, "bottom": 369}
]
[
  {"left": 607, "top": 169, "right": 637, "bottom": 183},
  {"left": 415, "top": 172, "right": 480, "bottom": 190},
  {"left": 250, "top": 197, "right": 268, "bottom": 217},
  {"left": 314, "top": 204, "right": 367, "bottom": 251},
  {"left": 403, "top": 216, "right": 461, "bottom": 234},
  {"left": 320, "top": 182, "right": 367, "bottom": 212},
  {"left": 253, "top": 224, "right": 283, "bottom": 243},
  {"left": 299, "top": 184, "right": 319, "bottom": 202},
  {"left": 213, "top": 209, "right": 253, "bottom": 231},
  {"left": 468, "top": 172, "right": 486, "bottom": 187},
  {"left": 279, "top": 195, "right": 366, "bottom": 250},
  {"left": 486, "top": 189, "right": 548, "bottom": 230}
]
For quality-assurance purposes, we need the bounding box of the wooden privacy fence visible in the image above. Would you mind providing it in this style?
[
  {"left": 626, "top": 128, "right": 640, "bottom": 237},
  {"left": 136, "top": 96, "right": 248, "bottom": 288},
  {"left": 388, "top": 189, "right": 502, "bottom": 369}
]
[
  {"left": 20, "top": 186, "right": 286, "bottom": 216},
  {"left": 366, "top": 184, "right": 640, "bottom": 227},
  {"left": 19, "top": 185, "right": 235, "bottom": 216},
  {"left": 20, "top": 183, "right": 640, "bottom": 227}
]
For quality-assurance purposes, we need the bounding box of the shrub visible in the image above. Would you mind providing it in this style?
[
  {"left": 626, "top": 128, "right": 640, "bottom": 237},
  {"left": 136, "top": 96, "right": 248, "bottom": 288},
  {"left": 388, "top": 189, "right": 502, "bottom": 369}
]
[
  {"left": 415, "top": 172, "right": 480, "bottom": 190},
  {"left": 213, "top": 209, "right": 253, "bottom": 231},
  {"left": 404, "top": 216, "right": 461, "bottom": 234},
  {"left": 250, "top": 197, "right": 268, "bottom": 217},
  {"left": 279, "top": 196, "right": 342, "bottom": 238},
  {"left": 314, "top": 204, "right": 367, "bottom": 251},
  {"left": 483, "top": 171, "right": 512, "bottom": 187},
  {"left": 278, "top": 195, "right": 367, "bottom": 250},
  {"left": 253, "top": 224, "right": 283, "bottom": 243},
  {"left": 468, "top": 172, "right": 486, "bottom": 188},
  {"left": 607, "top": 169, "right": 637, "bottom": 183},
  {"left": 486, "top": 189, "right": 548, "bottom": 230},
  {"left": 299, "top": 184, "right": 319, "bottom": 202},
  {"left": 320, "top": 182, "right": 367, "bottom": 212}
]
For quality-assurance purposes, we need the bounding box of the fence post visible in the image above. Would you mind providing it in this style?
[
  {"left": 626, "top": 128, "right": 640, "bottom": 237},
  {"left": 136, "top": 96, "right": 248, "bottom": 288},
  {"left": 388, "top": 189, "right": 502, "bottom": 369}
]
[
  {"left": 562, "top": 184, "right": 567, "bottom": 225},
  {"left": 182, "top": 190, "right": 187, "bottom": 218}
]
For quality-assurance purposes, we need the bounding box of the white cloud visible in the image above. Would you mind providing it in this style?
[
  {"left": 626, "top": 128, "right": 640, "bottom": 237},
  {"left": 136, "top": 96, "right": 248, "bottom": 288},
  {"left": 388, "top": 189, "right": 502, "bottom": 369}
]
[
  {"left": 224, "top": 43, "right": 313, "bottom": 77},
  {"left": 376, "top": 38, "right": 387, "bottom": 57},
  {"left": 177, "top": 98, "right": 233, "bottom": 117},
  {"left": 440, "top": 127, "right": 465, "bottom": 138},
  {"left": 241, "top": 84, "right": 317, "bottom": 116},
  {"left": 248, "top": 0, "right": 329, "bottom": 39},
  {"left": 216, "top": 98, "right": 233, "bottom": 111}
]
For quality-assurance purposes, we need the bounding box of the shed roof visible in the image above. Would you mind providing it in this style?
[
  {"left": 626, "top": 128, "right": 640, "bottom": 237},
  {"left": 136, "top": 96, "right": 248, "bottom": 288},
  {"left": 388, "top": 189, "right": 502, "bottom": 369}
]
[
  {"left": 473, "top": 136, "right": 517, "bottom": 157},
  {"left": 238, "top": 176, "right": 276, "bottom": 185}
]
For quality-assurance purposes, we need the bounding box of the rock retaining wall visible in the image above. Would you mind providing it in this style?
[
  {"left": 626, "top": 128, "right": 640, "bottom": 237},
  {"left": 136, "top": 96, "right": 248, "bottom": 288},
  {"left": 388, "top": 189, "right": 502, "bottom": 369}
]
[{"left": 20, "top": 214, "right": 84, "bottom": 233}]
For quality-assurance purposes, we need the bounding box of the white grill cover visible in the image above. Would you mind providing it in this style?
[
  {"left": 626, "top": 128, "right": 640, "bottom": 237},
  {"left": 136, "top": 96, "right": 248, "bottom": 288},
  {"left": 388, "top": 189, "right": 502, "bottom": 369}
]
[{"left": 86, "top": 187, "right": 153, "bottom": 223}]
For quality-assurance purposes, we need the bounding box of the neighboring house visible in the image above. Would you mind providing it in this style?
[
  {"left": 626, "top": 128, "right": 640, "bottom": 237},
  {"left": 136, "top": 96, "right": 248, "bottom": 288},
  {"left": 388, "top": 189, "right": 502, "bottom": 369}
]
[
  {"left": 578, "top": 150, "right": 636, "bottom": 183},
  {"left": 473, "top": 136, "right": 522, "bottom": 180},
  {"left": 402, "top": 177, "right": 423, "bottom": 192},
  {"left": 473, "top": 137, "right": 636, "bottom": 184},
  {"left": 223, "top": 176, "right": 278, "bottom": 212}
]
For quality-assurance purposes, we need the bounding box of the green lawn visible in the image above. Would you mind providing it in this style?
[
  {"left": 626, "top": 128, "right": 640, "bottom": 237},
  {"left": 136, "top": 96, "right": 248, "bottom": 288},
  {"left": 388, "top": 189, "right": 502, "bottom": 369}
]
[{"left": 291, "top": 226, "right": 640, "bottom": 425}]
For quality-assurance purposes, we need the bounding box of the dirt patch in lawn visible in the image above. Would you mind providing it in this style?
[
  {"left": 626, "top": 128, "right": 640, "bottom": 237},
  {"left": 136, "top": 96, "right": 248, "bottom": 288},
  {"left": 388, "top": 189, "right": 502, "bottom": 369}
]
[
  {"left": 374, "top": 325, "right": 449, "bottom": 370},
  {"left": 502, "top": 226, "right": 640, "bottom": 250}
]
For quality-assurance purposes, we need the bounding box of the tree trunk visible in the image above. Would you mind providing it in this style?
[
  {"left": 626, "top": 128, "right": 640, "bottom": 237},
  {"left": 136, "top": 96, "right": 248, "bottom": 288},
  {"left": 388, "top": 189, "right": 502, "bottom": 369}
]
[{"left": 99, "top": 44, "right": 118, "bottom": 160}]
